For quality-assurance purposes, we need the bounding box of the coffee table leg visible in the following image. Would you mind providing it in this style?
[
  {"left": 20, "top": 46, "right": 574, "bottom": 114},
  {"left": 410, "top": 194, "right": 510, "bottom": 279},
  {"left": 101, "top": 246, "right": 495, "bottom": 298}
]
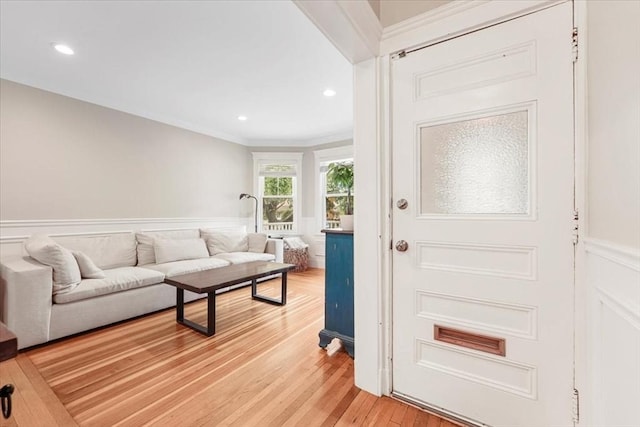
[
  {"left": 207, "top": 291, "right": 216, "bottom": 336},
  {"left": 281, "top": 272, "right": 287, "bottom": 305},
  {"left": 251, "top": 273, "right": 287, "bottom": 306},
  {"left": 177, "top": 288, "right": 184, "bottom": 322},
  {"left": 176, "top": 289, "right": 216, "bottom": 337}
]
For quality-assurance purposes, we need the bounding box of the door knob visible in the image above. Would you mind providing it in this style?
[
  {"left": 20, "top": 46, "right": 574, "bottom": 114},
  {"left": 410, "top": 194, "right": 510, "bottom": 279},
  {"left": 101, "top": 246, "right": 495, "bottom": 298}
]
[
  {"left": 396, "top": 199, "right": 408, "bottom": 210},
  {"left": 395, "top": 240, "right": 408, "bottom": 252}
]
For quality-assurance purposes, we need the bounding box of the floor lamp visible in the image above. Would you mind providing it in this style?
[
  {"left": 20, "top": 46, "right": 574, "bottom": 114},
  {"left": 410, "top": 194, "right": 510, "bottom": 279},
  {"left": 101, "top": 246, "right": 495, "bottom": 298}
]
[{"left": 239, "top": 193, "right": 258, "bottom": 233}]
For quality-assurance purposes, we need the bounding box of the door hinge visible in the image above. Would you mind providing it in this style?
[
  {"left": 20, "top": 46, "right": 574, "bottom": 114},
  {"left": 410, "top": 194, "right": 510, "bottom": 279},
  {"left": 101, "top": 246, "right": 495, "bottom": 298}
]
[
  {"left": 572, "top": 27, "right": 579, "bottom": 63},
  {"left": 572, "top": 388, "right": 580, "bottom": 424},
  {"left": 572, "top": 210, "right": 579, "bottom": 245}
]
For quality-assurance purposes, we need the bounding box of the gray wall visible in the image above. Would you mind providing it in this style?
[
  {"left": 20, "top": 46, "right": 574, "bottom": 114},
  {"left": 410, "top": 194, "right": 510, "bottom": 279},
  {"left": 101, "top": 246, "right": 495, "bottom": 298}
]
[
  {"left": 0, "top": 79, "right": 252, "bottom": 221},
  {"left": 587, "top": 0, "right": 640, "bottom": 249},
  {"left": 367, "top": 0, "right": 380, "bottom": 20},
  {"left": 379, "top": 0, "right": 451, "bottom": 27}
]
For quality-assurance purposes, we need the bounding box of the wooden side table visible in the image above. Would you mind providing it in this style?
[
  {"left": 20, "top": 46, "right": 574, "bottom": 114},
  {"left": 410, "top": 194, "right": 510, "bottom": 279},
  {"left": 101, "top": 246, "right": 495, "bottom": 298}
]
[{"left": 0, "top": 322, "right": 17, "bottom": 362}]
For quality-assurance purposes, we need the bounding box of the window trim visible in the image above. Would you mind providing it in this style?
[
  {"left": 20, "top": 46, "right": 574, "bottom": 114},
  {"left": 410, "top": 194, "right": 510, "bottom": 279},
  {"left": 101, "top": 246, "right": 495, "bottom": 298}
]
[
  {"left": 252, "top": 152, "right": 303, "bottom": 234},
  {"left": 314, "top": 146, "right": 354, "bottom": 232}
]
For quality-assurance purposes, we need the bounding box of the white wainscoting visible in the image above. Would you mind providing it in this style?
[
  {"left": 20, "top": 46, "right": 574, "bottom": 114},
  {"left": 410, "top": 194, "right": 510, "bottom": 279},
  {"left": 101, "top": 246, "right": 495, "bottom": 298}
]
[
  {"left": 299, "top": 217, "right": 325, "bottom": 269},
  {"left": 0, "top": 217, "right": 253, "bottom": 257},
  {"left": 0, "top": 216, "right": 329, "bottom": 266},
  {"left": 585, "top": 238, "right": 640, "bottom": 427}
]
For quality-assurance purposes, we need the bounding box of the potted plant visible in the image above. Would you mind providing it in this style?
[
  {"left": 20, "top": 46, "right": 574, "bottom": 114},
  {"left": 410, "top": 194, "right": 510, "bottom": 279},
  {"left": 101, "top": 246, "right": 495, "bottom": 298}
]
[{"left": 327, "top": 161, "right": 354, "bottom": 230}]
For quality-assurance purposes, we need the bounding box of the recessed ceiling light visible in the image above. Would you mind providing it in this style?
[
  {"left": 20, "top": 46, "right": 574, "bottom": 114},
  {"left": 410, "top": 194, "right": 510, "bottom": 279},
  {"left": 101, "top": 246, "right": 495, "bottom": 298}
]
[
  {"left": 237, "top": 115, "right": 248, "bottom": 121},
  {"left": 323, "top": 89, "right": 336, "bottom": 97},
  {"left": 52, "top": 43, "right": 74, "bottom": 55}
]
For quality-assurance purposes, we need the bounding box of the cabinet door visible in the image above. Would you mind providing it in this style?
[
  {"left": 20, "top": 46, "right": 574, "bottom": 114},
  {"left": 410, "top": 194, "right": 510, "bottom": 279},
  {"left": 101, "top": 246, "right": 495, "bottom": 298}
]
[{"left": 325, "top": 234, "right": 354, "bottom": 337}]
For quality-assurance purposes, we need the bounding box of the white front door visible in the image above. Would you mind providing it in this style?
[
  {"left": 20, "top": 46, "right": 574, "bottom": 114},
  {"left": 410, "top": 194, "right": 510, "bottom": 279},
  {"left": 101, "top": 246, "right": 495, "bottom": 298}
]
[{"left": 391, "top": 3, "right": 575, "bottom": 426}]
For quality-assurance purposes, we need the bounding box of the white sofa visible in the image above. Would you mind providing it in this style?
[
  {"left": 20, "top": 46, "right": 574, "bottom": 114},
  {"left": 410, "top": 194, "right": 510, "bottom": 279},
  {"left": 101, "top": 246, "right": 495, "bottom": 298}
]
[{"left": 0, "top": 228, "right": 283, "bottom": 349}]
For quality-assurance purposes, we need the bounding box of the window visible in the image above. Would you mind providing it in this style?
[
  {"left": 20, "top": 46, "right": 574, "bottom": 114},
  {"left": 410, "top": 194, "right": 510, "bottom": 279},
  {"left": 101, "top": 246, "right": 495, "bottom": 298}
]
[
  {"left": 314, "top": 146, "right": 354, "bottom": 231},
  {"left": 253, "top": 153, "right": 303, "bottom": 234}
]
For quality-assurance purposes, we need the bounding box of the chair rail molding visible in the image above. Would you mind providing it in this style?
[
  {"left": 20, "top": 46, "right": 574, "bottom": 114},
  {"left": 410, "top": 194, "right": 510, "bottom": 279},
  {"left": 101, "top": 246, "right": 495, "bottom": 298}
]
[
  {"left": 0, "top": 217, "right": 252, "bottom": 256},
  {"left": 584, "top": 238, "right": 640, "bottom": 272}
]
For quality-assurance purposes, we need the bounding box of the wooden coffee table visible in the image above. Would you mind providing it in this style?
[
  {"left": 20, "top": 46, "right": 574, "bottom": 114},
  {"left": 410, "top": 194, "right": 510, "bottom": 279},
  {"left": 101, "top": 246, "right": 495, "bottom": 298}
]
[{"left": 164, "top": 261, "right": 295, "bottom": 336}]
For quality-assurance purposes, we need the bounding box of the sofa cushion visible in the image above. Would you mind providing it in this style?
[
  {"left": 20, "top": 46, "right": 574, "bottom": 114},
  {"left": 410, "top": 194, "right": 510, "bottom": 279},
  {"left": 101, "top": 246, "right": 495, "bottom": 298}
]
[
  {"left": 212, "top": 252, "right": 276, "bottom": 264},
  {"left": 72, "top": 251, "right": 106, "bottom": 279},
  {"left": 24, "top": 234, "right": 81, "bottom": 294},
  {"left": 248, "top": 233, "right": 268, "bottom": 253},
  {"left": 54, "top": 233, "right": 137, "bottom": 270},
  {"left": 143, "top": 257, "right": 230, "bottom": 278},
  {"left": 53, "top": 266, "right": 165, "bottom": 304},
  {"left": 201, "top": 229, "right": 248, "bottom": 255},
  {"left": 136, "top": 229, "right": 200, "bottom": 265},
  {"left": 153, "top": 238, "right": 209, "bottom": 264}
]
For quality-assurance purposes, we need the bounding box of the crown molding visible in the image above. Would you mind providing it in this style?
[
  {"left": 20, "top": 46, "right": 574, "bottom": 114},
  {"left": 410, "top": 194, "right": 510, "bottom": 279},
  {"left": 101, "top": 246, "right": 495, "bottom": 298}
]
[
  {"left": 246, "top": 130, "right": 353, "bottom": 148},
  {"left": 293, "top": 0, "right": 381, "bottom": 63}
]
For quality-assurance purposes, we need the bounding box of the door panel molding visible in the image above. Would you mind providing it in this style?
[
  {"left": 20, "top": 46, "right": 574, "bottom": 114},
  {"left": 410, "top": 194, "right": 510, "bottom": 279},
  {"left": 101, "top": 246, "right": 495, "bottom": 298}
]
[
  {"left": 416, "top": 290, "right": 538, "bottom": 339},
  {"left": 416, "top": 339, "right": 538, "bottom": 399},
  {"left": 415, "top": 40, "right": 537, "bottom": 100},
  {"left": 416, "top": 241, "right": 538, "bottom": 280}
]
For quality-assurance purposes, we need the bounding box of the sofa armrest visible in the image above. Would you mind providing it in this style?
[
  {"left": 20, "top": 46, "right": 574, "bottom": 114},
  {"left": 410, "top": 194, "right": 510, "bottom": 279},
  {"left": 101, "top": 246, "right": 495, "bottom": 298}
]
[
  {"left": 0, "top": 256, "right": 53, "bottom": 349},
  {"left": 265, "top": 239, "right": 284, "bottom": 263}
]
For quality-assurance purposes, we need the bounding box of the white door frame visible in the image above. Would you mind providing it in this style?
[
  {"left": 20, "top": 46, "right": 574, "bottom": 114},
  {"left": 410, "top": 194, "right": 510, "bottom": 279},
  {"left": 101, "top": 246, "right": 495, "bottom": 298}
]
[{"left": 296, "top": 2, "right": 588, "bottom": 421}]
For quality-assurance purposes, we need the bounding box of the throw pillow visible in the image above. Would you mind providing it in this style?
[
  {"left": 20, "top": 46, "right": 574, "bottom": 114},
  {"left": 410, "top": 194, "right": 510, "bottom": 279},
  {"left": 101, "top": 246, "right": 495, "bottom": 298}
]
[
  {"left": 24, "top": 234, "right": 81, "bottom": 294},
  {"left": 135, "top": 233, "right": 157, "bottom": 265},
  {"left": 135, "top": 230, "right": 200, "bottom": 265},
  {"left": 283, "top": 236, "right": 308, "bottom": 250},
  {"left": 248, "top": 233, "right": 268, "bottom": 253},
  {"left": 72, "top": 251, "right": 106, "bottom": 279},
  {"left": 200, "top": 229, "right": 249, "bottom": 255},
  {"left": 154, "top": 238, "right": 209, "bottom": 264}
]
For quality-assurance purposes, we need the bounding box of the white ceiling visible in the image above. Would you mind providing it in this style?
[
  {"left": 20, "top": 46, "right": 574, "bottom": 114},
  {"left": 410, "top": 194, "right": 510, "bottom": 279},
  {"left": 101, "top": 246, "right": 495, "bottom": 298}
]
[{"left": 0, "top": 1, "right": 353, "bottom": 146}]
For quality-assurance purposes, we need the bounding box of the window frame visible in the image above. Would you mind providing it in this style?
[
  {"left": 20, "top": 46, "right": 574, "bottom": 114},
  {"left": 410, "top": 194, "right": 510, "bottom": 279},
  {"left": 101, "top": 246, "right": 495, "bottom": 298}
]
[
  {"left": 252, "top": 152, "right": 303, "bottom": 234},
  {"left": 314, "top": 146, "right": 354, "bottom": 232}
]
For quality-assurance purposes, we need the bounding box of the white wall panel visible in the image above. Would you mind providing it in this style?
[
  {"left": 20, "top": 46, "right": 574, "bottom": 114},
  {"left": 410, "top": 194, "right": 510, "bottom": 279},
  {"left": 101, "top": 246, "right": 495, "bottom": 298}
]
[{"left": 586, "top": 239, "right": 640, "bottom": 427}]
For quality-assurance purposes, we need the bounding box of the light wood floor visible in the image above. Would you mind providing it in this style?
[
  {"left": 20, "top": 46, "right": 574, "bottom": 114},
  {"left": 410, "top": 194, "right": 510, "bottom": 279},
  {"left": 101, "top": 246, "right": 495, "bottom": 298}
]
[{"left": 0, "top": 269, "right": 462, "bottom": 427}]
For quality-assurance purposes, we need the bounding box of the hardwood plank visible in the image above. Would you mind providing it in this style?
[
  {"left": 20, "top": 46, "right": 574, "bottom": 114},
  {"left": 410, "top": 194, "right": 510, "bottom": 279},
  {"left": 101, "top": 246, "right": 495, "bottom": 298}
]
[
  {"left": 14, "top": 354, "right": 78, "bottom": 426},
  {"left": 362, "top": 396, "right": 396, "bottom": 426},
  {"left": 0, "top": 357, "right": 77, "bottom": 427},
  {"left": 390, "top": 400, "right": 409, "bottom": 425},
  {"left": 335, "top": 389, "right": 378, "bottom": 426},
  {"left": 401, "top": 405, "right": 419, "bottom": 426},
  {"left": 9, "top": 269, "right": 457, "bottom": 427}
]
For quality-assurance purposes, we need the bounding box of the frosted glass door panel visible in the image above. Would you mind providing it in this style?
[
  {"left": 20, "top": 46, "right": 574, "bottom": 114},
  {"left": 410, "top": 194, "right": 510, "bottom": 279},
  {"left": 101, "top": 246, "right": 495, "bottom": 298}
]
[{"left": 420, "top": 111, "right": 529, "bottom": 215}]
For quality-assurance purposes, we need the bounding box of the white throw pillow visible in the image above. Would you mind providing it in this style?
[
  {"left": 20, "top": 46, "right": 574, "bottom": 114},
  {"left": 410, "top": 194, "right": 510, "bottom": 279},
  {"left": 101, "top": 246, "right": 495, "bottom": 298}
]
[
  {"left": 136, "top": 230, "right": 200, "bottom": 265},
  {"left": 54, "top": 233, "right": 137, "bottom": 270},
  {"left": 283, "top": 237, "right": 308, "bottom": 250},
  {"left": 24, "top": 234, "right": 81, "bottom": 294},
  {"left": 248, "top": 233, "right": 268, "bottom": 253},
  {"left": 200, "top": 229, "right": 249, "bottom": 255},
  {"left": 153, "top": 238, "right": 209, "bottom": 264},
  {"left": 72, "top": 251, "right": 106, "bottom": 279}
]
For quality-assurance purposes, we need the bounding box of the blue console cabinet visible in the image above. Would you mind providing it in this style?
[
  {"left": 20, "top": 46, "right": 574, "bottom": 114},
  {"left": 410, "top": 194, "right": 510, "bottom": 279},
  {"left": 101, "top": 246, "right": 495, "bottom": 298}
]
[{"left": 319, "top": 230, "right": 354, "bottom": 358}]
